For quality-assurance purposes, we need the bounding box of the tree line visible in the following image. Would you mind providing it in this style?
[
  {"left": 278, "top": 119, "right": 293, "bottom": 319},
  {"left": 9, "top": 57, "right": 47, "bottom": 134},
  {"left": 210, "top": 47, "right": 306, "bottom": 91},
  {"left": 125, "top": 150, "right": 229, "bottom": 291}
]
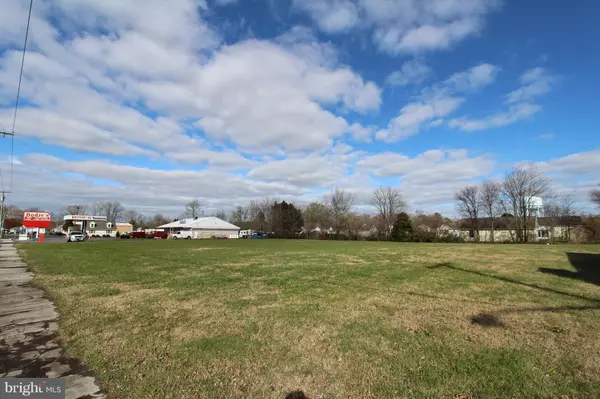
[{"left": 455, "top": 166, "right": 600, "bottom": 243}]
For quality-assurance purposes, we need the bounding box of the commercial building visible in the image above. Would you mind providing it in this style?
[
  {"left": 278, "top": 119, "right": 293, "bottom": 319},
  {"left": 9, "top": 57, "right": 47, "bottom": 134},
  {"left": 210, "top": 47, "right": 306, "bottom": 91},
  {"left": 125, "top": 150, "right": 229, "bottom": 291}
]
[
  {"left": 116, "top": 223, "right": 133, "bottom": 234},
  {"left": 158, "top": 217, "right": 240, "bottom": 239}
]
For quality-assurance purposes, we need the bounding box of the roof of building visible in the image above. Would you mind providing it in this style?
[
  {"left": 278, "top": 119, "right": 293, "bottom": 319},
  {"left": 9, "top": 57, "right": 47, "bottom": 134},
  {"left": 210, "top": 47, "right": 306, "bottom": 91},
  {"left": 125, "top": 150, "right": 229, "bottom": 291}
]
[
  {"left": 116, "top": 222, "right": 133, "bottom": 227},
  {"left": 158, "top": 217, "right": 240, "bottom": 230}
]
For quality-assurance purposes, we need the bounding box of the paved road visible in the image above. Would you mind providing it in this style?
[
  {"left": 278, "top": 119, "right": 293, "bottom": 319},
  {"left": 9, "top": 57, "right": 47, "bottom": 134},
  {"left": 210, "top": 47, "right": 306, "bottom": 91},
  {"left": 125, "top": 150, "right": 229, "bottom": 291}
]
[{"left": 0, "top": 240, "right": 105, "bottom": 398}]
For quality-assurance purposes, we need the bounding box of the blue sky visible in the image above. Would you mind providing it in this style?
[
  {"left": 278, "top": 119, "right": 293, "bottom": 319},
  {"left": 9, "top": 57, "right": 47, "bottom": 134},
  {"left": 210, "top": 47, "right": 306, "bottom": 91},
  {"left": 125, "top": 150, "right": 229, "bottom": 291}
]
[{"left": 0, "top": 0, "right": 598, "bottom": 216}]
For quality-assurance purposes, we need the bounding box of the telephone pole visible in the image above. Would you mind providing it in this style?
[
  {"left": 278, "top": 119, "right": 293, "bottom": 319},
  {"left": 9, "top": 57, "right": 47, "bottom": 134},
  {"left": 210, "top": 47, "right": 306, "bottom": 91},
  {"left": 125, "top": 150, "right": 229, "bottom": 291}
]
[{"left": 0, "top": 191, "right": 12, "bottom": 239}]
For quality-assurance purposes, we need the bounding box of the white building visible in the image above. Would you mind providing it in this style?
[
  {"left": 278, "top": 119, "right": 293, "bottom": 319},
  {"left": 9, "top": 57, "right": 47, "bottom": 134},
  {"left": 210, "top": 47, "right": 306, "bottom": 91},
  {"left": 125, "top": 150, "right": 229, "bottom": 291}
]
[{"left": 158, "top": 217, "right": 240, "bottom": 239}]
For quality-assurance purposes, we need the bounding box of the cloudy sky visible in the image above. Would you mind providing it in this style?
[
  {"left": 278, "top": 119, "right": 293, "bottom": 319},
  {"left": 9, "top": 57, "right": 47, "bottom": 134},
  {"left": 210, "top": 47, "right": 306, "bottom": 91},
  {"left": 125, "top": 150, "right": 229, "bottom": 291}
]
[{"left": 0, "top": 0, "right": 598, "bottom": 216}]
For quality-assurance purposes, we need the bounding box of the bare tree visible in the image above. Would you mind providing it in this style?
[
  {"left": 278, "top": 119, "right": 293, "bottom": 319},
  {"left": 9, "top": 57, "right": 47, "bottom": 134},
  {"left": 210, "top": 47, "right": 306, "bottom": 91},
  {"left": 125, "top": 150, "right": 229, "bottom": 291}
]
[
  {"left": 123, "top": 210, "right": 145, "bottom": 230},
  {"left": 480, "top": 181, "right": 502, "bottom": 243},
  {"left": 101, "top": 202, "right": 124, "bottom": 222},
  {"left": 63, "top": 205, "right": 87, "bottom": 215},
  {"left": 91, "top": 202, "right": 104, "bottom": 216},
  {"left": 501, "top": 166, "right": 550, "bottom": 243},
  {"left": 184, "top": 199, "right": 202, "bottom": 219},
  {"left": 456, "top": 185, "right": 481, "bottom": 242},
  {"left": 591, "top": 187, "right": 600, "bottom": 208},
  {"left": 328, "top": 188, "right": 356, "bottom": 237},
  {"left": 215, "top": 210, "right": 227, "bottom": 220},
  {"left": 371, "top": 186, "right": 406, "bottom": 239},
  {"left": 303, "top": 202, "right": 330, "bottom": 238}
]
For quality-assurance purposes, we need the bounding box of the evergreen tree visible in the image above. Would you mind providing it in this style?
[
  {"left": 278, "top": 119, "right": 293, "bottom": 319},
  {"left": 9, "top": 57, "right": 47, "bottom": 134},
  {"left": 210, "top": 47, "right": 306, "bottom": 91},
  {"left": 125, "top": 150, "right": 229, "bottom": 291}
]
[{"left": 391, "top": 212, "right": 413, "bottom": 242}]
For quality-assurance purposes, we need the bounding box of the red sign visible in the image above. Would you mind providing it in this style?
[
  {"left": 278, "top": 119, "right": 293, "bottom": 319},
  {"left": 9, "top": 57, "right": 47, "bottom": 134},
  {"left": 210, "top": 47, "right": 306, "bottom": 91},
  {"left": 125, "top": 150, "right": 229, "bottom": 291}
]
[{"left": 23, "top": 212, "right": 52, "bottom": 228}]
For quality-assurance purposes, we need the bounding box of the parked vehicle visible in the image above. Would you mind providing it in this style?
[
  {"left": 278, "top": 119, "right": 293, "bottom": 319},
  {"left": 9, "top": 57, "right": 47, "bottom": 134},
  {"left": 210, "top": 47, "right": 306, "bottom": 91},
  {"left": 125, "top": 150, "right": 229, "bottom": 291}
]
[
  {"left": 171, "top": 230, "right": 193, "bottom": 240},
  {"left": 67, "top": 231, "right": 85, "bottom": 242},
  {"left": 120, "top": 233, "right": 131, "bottom": 239},
  {"left": 148, "top": 231, "right": 168, "bottom": 239},
  {"left": 131, "top": 232, "right": 146, "bottom": 239}
]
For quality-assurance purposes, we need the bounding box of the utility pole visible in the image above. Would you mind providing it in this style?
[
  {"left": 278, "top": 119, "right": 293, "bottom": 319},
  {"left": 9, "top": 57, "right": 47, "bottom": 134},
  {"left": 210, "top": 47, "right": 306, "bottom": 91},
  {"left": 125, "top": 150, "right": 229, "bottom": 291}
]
[{"left": 0, "top": 191, "right": 11, "bottom": 239}]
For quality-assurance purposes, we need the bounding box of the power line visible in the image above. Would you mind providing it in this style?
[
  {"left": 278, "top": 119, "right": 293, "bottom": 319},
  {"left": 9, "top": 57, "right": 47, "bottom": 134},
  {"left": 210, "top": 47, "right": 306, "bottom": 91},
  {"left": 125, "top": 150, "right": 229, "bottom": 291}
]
[
  {"left": 12, "top": 0, "right": 34, "bottom": 134},
  {"left": 1, "top": 0, "right": 34, "bottom": 193}
]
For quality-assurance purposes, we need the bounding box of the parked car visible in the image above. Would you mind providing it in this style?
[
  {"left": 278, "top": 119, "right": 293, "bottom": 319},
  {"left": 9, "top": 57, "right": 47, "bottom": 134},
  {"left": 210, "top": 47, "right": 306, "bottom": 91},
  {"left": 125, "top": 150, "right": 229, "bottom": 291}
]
[
  {"left": 120, "top": 233, "right": 131, "bottom": 239},
  {"left": 131, "top": 232, "right": 146, "bottom": 239},
  {"left": 171, "top": 230, "right": 193, "bottom": 240},
  {"left": 67, "top": 231, "right": 85, "bottom": 242}
]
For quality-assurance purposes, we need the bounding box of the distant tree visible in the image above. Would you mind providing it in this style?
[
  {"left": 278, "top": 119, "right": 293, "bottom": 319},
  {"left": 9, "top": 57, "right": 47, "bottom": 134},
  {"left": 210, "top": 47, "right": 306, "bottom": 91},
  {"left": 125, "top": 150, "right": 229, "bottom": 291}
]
[
  {"left": 62, "top": 219, "right": 74, "bottom": 231},
  {"left": 91, "top": 202, "right": 104, "bottom": 216},
  {"left": 215, "top": 210, "right": 227, "bottom": 220},
  {"left": 455, "top": 185, "right": 481, "bottom": 242},
  {"left": 123, "top": 210, "right": 145, "bottom": 229},
  {"left": 4, "top": 218, "right": 22, "bottom": 230},
  {"left": 328, "top": 188, "right": 356, "bottom": 237},
  {"left": 231, "top": 206, "right": 245, "bottom": 224},
  {"left": 480, "top": 181, "right": 502, "bottom": 242},
  {"left": 23, "top": 207, "right": 43, "bottom": 212},
  {"left": 371, "top": 186, "right": 406, "bottom": 239},
  {"left": 271, "top": 201, "right": 304, "bottom": 238},
  {"left": 500, "top": 166, "right": 550, "bottom": 243},
  {"left": 63, "top": 205, "right": 87, "bottom": 216},
  {"left": 184, "top": 199, "right": 202, "bottom": 219},
  {"left": 99, "top": 201, "right": 124, "bottom": 222},
  {"left": 391, "top": 212, "right": 413, "bottom": 242},
  {"left": 4, "top": 205, "right": 23, "bottom": 219},
  {"left": 253, "top": 210, "right": 267, "bottom": 232},
  {"left": 591, "top": 187, "right": 600, "bottom": 208},
  {"left": 303, "top": 202, "right": 330, "bottom": 238},
  {"left": 150, "top": 214, "right": 170, "bottom": 228}
]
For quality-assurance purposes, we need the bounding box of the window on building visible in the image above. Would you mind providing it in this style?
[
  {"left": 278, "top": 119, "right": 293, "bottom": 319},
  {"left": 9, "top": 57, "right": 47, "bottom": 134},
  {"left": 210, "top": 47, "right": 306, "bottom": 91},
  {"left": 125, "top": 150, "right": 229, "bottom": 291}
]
[
  {"left": 538, "top": 230, "right": 549, "bottom": 238},
  {"left": 90, "top": 222, "right": 96, "bottom": 228},
  {"left": 106, "top": 230, "right": 112, "bottom": 235},
  {"left": 107, "top": 223, "right": 113, "bottom": 229}
]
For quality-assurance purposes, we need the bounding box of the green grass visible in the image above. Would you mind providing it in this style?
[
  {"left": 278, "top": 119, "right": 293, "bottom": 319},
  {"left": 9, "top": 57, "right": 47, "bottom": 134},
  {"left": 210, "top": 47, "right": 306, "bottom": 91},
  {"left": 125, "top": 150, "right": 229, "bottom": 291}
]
[{"left": 19, "top": 240, "right": 600, "bottom": 399}]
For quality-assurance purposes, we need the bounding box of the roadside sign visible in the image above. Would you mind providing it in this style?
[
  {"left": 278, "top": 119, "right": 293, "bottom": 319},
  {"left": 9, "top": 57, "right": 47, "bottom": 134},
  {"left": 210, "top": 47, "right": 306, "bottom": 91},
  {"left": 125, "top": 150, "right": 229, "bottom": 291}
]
[{"left": 23, "top": 212, "right": 52, "bottom": 228}]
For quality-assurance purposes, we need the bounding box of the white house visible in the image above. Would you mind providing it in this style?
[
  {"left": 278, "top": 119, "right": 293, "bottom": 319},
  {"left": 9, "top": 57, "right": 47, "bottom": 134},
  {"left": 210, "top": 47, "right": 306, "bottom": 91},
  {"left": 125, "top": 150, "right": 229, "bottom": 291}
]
[{"left": 158, "top": 217, "right": 240, "bottom": 239}]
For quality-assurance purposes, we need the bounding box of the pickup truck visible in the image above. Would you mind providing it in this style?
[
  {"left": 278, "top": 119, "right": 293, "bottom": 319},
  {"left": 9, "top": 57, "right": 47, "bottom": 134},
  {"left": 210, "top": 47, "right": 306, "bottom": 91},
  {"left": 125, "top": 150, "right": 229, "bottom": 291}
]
[
  {"left": 148, "top": 231, "right": 168, "bottom": 239},
  {"left": 131, "top": 231, "right": 146, "bottom": 239}
]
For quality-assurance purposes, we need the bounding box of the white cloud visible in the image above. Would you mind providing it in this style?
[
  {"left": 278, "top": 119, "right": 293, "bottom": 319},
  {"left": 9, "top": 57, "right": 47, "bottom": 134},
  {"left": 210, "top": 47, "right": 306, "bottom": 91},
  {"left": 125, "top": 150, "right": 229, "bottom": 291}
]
[
  {"left": 444, "top": 63, "right": 499, "bottom": 92},
  {"left": 293, "top": 0, "right": 359, "bottom": 33},
  {"left": 386, "top": 59, "right": 432, "bottom": 86},
  {"left": 357, "top": 149, "right": 496, "bottom": 209},
  {"left": 248, "top": 155, "right": 347, "bottom": 188},
  {"left": 24, "top": 154, "right": 301, "bottom": 202},
  {"left": 449, "top": 102, "right": 541, "bottom": 132},
  {"left": 505, "top": 67, "right": 554, "bottom": 104},
  {"left": 448, "top": 66, "right": 553, "bottom": 132},
  {"left": 0, "top": 1, "right": 382, "bottom": 158},
  {"left": 295, "top": 0, "right": 501, "bottom": 54},
  {"left": 377, "top": 97, "right": 463, "bottom": 141},
  {"left": 377, "top": 62, "right": 497, "bottom": 142},
  {"left": 166, "top": 149, "right": 257, "bottom": 171}
]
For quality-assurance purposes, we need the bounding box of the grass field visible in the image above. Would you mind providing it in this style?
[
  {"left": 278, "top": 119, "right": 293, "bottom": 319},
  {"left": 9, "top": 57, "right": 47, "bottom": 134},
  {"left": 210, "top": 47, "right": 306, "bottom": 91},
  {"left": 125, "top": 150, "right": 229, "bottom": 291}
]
[{"left": 19, "top": 240, "right": 600, "bottom": 399}]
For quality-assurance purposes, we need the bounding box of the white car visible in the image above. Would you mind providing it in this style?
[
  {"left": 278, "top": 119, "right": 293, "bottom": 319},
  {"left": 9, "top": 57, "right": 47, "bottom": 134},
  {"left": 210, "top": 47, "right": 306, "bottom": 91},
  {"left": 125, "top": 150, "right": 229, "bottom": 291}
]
[
  {"left": 170, "top": 230, "right": 193, "bottom": 240},
  {"left": 67, "top": 231, "right": 85, "bottom": 242}
]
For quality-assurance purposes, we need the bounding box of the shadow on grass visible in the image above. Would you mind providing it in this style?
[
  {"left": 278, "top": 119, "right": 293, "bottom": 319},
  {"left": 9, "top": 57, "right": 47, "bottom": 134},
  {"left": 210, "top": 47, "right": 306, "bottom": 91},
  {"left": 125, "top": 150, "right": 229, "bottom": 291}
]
[
  {"left": 428, "top": 262, "right": 600, "bottom": 303},
  {"left": 538, "top": 252, "right": 600, "bottom": 286},
  {"left": 429, "top": 262, "right": 600, "bottom": 328}
]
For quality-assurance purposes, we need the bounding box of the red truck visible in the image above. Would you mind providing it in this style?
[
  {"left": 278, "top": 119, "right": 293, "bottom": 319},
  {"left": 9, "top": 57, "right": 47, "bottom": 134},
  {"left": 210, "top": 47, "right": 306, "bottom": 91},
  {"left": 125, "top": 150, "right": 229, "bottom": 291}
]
[
  {"left": 148, "top": 231, "right": 168, "bottom": 239},
  {"left": 131, "top": 231, "right": 169, "bottom": 239}
]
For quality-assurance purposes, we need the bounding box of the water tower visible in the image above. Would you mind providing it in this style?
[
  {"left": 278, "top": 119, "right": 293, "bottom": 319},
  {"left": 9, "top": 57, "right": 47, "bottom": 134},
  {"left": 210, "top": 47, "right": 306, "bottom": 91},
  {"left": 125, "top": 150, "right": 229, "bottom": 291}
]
[{"left": 527, "top": 196, "right": 544, "bottom": 217}]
